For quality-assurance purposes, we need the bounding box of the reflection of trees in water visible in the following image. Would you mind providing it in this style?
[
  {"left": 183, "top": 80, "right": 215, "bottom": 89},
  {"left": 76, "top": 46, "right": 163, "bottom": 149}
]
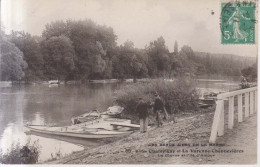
[
  {"left": 1, "top": 83, "right": 114, "bottom": 130},
  {"left": 9, "top": 84, "right": 117, "bottom": 126},
  {"left": 197, "top": 78, "right": 241, "bottom": 92},
  {"left": 0, "top": 85, "right": 27, "bottom": 152}
]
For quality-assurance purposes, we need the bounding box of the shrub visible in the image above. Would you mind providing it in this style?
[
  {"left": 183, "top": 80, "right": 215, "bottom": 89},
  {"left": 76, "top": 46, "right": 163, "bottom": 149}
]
[
  {"left": 115, "top": 77, "right": 199, "bottom": 119},
  {"left": 0, "top": 139, "right": 41, "bottom": 164}
]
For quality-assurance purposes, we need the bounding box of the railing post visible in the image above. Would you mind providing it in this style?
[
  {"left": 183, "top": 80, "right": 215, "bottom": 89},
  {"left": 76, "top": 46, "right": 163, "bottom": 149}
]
[
  {"left": 209, "top": 100, "right": 223, "bottom": 143},
  {"left": 209, "top": 87, "right": 257, "bottom": 144},
  {"left": 228, "top": 96, "right": 234, "bottom": 129},
  {"left": 250, "top": 91, "right": 254, "bottom": 115},
  {"left": 245, "top": 92, "right": 249, "bottom": 117},
  {"left": 255, "top": 90, "right": 257, "bottom": 113},
  {"left": 217, "top": 102, "right": 224, "bottom": 136},
  {"left": 238, "top": 94, "right": 243, "bottom": 122}
]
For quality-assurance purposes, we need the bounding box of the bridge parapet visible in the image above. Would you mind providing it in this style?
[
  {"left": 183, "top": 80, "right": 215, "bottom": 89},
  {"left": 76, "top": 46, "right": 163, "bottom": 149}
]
[{"left": 209, "top": 87, "right": 257, "bottom": 143}]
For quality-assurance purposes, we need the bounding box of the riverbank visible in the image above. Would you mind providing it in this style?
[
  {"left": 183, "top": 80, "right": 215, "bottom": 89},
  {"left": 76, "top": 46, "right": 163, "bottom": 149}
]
[
  {"left": 5, "top": 78, "right": 174, "bottom": 85},
  {"left": 46, "top": 108, "right": 257, "bottom": 164},
  {"left": 46, "top": 110, "right": 213, "bottom": 164}
]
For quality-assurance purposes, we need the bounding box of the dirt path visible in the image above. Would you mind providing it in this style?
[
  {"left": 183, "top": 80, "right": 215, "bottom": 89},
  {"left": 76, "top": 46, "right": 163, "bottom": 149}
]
[
  {"left": 165, "top": 113, "right": 257, "bottom": 164},
  {"left": 47, "top": 111, "right": 257, "bottom": 164}
]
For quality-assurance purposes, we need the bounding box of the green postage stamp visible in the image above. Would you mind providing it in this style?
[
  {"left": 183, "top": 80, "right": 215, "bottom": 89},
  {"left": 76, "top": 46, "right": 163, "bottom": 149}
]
[{"left": 221, "top": 1, "right": 256, "bottom": 44}]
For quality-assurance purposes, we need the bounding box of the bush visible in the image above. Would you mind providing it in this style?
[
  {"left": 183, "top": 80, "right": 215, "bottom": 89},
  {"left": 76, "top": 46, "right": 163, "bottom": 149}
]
[
  {"left": 115, "top": 77, "right": 199, "bottom": 119},
  {"left": 0, "top": 139, "right": 41, "bottom": 164}
]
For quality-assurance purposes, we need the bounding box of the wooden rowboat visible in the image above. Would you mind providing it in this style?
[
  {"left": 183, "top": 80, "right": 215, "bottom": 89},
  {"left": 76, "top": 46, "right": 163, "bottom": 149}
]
[
  {"left": 71, "top": 106, "right": 124, "bottom": 125},
  {"left": 24, "top": 124, "right": 133, "bottom": 139},
  {"left": 71, "top": 110, "right": 101, "bottom": 124}
]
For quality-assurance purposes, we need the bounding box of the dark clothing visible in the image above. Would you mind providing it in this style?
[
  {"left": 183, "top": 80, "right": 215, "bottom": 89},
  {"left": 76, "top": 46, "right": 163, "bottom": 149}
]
[
  {"left": 153, "top": 97, "right": 164, "bottom": 112},
  {"left": 140, "top": 117, "right": 148, "bottom": 132},
  {"left": 155, "top": 110, "right": 163, "bottom": 127},
  {"left": 136, "top": 101, "right": 151, "bottom": 119},
  {"left": 241, "top": 77, "right": 249, "bottom": 89},
  {"left": 153, "top": 96, "right": 169, "bottom": 127}
]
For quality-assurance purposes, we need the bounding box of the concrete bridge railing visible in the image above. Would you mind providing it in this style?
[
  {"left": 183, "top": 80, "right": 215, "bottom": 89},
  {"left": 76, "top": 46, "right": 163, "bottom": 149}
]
[{"left": 209, "top": 87, "right": 257, "bottom": 143}]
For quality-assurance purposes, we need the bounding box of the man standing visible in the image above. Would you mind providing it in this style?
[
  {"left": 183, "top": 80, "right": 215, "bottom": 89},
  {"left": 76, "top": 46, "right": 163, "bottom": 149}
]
[
  {"left": 153, "top": 93, "right": 173, "bottom": 127},
  {"left": 136, "top": 97, "right": 151, "bottom": 133}
]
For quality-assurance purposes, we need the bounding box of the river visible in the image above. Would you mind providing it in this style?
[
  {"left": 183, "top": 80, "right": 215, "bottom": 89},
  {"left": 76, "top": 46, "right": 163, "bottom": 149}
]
[{"left": 0, "top": 78, "right": 240, "bottom": 162}]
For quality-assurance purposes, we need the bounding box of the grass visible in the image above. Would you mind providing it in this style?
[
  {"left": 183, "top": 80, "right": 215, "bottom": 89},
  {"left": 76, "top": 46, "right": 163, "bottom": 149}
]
[
  {"left": 0, "top": 139, "right": 41, "bottom": 164},
  {"left": 114, "top": 77, "right": 200, "bottom": 122}
]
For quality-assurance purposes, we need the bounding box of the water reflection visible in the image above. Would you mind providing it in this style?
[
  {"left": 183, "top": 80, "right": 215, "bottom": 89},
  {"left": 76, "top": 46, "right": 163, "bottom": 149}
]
[
  {"left": 197, "top": 78, "right": 240, "bottom": 92},
  {"left": 25, "top": 134, "right": 84, "bottom": 162},
  {"left": 0, "top": 83, "right": 117, "bottom": 162},
  {"left": 0, "top": 123, "right": 27, "bottom": 153}
]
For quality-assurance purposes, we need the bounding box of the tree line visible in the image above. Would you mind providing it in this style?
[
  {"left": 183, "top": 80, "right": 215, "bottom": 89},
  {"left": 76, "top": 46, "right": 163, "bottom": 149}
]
[{"left": 0, "top": 19, "right": 256, "bottom": 82}]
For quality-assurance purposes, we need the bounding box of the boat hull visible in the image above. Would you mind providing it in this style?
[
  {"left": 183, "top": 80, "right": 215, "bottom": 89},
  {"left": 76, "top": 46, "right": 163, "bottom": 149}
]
[{"left": 25, "top": 125, "right": 133, "bottom": 139}]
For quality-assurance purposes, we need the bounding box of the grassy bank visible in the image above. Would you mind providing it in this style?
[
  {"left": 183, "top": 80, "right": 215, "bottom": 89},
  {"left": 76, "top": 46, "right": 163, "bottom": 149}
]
[
  {"left": 0, "top": 140, "right": 40, "bottom": 164},
  {"left": 114, "top": 78, "right": 199, "bottom": 123}
]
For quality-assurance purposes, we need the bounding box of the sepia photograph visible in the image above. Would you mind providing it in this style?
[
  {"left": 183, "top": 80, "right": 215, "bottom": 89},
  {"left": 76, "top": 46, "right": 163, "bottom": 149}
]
[{"left": 0, "top": 0, "right": 258, "bottom": 165}]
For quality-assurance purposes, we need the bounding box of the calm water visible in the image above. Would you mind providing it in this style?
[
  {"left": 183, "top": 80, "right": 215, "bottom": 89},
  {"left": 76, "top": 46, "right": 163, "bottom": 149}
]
[
  {"left": 0, "top": 83, "right": 118, "bottom": 161},
  {"left": 197, "top": 77, "right": 241, "bottom": 92},
  {"left": 0, "top": 78, "right": 240, "bottom": 162}
]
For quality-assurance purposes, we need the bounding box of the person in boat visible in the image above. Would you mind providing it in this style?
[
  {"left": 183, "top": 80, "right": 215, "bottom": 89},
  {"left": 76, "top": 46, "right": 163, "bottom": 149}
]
[
  {"left": 136, "top": 97, "right": 152, "bottom": 133},
  {"left": 153, "top": 93, "right": 175, "bottom": 127},
  {"left": 241, "top": 75, "right": 249, "bottom": 89}
]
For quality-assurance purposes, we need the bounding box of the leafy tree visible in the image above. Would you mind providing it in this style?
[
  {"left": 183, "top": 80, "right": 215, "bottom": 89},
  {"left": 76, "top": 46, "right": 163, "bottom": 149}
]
[
  {"left": 123, "top": 40, "right": 134, "bottom": 49},
  {"left": 170, "top": 46, "right": 198, "bottom": 76},
  {"left": 113, "top": 41, "right": 136, "bottom": 80},
  {"left": 112, "top": 41, "right": 148, "bottom": 81},
  {"left": 10, "top": 31, "right": 44, "bottom": 81},
  {"left": 180, "top": 45, "right": 195, "bottom": 59},
  {"left": 0, "top": 33, "right": 27, "bottom": 81},
  {"left": 42, "top": 20, "right": 70, "bottom": 39},
  {"left": 174, "top": 41, "right": 178, "bottom": 55},
  {"left": 2, "top": 18, "right": 255, "bottom": 81},
  {"left": 131, "top": 51, "right": 148, "bottom": 82},
  {"left": 41, "top": 19, "right": 117, "bottom": 80},
  {"left": 146, "top": 36, "right": 171, "bottom": 77},
  {"left": 41, "top": 35, "right": 75, "bottom": 80}
]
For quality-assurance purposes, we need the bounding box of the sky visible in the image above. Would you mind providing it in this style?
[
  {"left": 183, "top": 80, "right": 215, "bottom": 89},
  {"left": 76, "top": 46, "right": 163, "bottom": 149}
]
[{"left": 1, "top": 0, "right": 258, "bottom": 57}]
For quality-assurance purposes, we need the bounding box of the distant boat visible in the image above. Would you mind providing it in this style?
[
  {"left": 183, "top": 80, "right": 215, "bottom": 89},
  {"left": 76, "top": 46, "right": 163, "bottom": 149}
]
[
  {"left": 48, "top": 80, "right": 60, "bottom": 84},
  {"left": 0, "top": 81, "right": 12, "bottom": 88},
  {"left": 24, "top": 124, "right": 133, "bottom": 139},
  {"left": 124, "top": 79, "right": 134, "bottom": 83}
]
